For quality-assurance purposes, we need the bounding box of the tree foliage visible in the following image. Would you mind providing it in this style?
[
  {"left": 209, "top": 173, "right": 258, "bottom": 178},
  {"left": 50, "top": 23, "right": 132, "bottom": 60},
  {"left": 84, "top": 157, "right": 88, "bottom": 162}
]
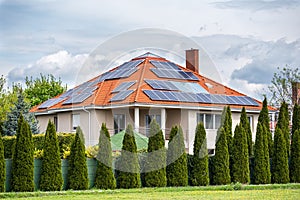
[
  {"left": 24, "top": 74, "right": 66, "bottom": 107},
  {"left": 277, "top": 102, "right": 290, "bottom": 157},
  {"left": 240, "top": 107, "right": 252, "bottom": 157},
  {"left": 11, "top": 114, "right": 34, "bottom": 192},
  {"left": 67, "top": 126, "right": 88, "bottom": 190},
  {"left": 94, "top": 123, "right": 116, "bottom": 189},
  {"left": 144, "top": 119, "right": 167, "bottom": 187},
  {"left": 190, "top": 122, "right": 209, "bottom": 186},
  {"left": 166, "top": 125, "right": 188, "bottom": 186},
  {"left": 290, "top": 104, "right": 300, "bottom": 182},
  {"left": 39, "top": 120, "right": 63, "bottom": 191},
  {"left": 220, "top": 106, "right": 232, "bottom": 152},
  {"left": 0, "top": 131, "right": 5, "bottom": 192}
]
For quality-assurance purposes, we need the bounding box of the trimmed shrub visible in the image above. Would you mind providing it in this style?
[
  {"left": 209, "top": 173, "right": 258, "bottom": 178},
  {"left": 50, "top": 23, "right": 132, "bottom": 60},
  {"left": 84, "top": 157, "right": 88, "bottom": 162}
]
[
  {"left": 231, "top": 124, "right": 250, "bottom": 184},
  {"left": 67, "top": 126, "right": 88, "bottom": 190},
  {"left": 116, "top": 124, "right": 141, "bottom": 189},
  {"left": 144, "top": 119, "right": 167, "bottom": 187},
  {"left": 94, "top": 123, "right": 116, "bottom": 189},
  {"left": 11, "top": 114, "right": 34, "bottom": 192},
  {"left": 240, "top": 107, "right": 252, "bottom": 157},
  {"left": 277, "top": 102, "right": 290, "bottom": 157},
  {"left": 290, "top": 129, "right": 300, "bottom": 182},
  {"left": 0, "top": 133, "right": 5, "bottom": 192},
  {"left": 271, "top": 127, "right": 289, "bottom": 183},
  {"left": 166, "top": 125, "right": 188, "bottom": 186},
  {"left": 190, "top": 122, "right": 209, "bottom": 186},
  {"left": 39, "top": 121, "right": 63, "bottom": 191}
]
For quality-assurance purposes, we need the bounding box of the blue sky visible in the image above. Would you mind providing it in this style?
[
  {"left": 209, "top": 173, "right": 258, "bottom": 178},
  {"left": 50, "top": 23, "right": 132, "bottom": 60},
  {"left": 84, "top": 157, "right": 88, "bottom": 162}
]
[{"left": 1, "top": 0, "right": 300, "bottom": 100}]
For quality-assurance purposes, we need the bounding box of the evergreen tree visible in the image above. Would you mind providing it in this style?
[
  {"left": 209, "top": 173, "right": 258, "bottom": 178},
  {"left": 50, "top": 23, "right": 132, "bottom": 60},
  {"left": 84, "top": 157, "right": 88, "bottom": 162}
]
[
  {"left": 277, "top": 102, "right": 290, "bottom": 157},
  {"left": 166, "top": 125, "right": 188, "bottom": 186},
  {"left": 258, "top": 97, "right": 273, "bottom": 158},
  {"left": 0, "top": 132, "right": 5, "bottom": 192},
  {"left": 231, "top": 124, "right": 250, "bottom": 183},
  {"left": 263, "top": 125, "right": 271, "bottom": 184},
  {"left": 190, "top": 122, "right": 209, "bottom": 186},
  {"left": 11, "top": 114, "right": 34, "bottom": 192},
  {"left": 271, "top": 127, "right": 289, "bottom": 183},
  {"left": 292, "top": 103, "right": 300, "bottom": 136},
  {"left": 144, "top": 119, "right": 167, "bottom": 187},
  {"left": 220, "top": 106, "right": 233, "bottom": 152},
  {"left": 94, "top": 123, "right": 116, "bottom": 189},
  {"left": 212, "top": 127, "right": 231, "bottom": 185},
  {"left": 67, "top": 126, "right": 88, "bottom": 190},
  {"left": 2, "top": 92, "right": 39, "bottom": 136},
  {"left": 116, "top": 124, "right": 141, "bottom": 188},
  {"left": 39, "top": 120, "right": 63, "bottom": 191},
  {"left": 240, "top": 107, "right": 252, "bottom": 157},
  {"left": 290, "top": 129, "right": 300, "bottom": 182}
]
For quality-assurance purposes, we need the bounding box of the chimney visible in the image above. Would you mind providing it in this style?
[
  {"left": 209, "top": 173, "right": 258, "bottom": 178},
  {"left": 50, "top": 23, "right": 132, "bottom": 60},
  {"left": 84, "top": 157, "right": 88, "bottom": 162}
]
[
  {"left": 292, "top": 82, "right": 300, "bottom": 105},
  {"left": 186, "top": 49, "right": 199, "bottom": 73}
]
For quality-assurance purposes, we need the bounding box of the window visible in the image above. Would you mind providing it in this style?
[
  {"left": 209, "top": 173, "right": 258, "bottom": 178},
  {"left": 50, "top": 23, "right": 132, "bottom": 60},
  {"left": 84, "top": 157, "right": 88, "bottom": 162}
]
[
  {"left": 197, "top": 113, "right": 221, "bottom": 129},
  {"left": 145, "top": 114, "right": 161, "bottom": 137},
  {"left": 215, "top": 114, "right": 221, "bottom": 129},
  {"left": 208, "top": 149, "right": 215, "bottom": 155},
  {"left": 54, "top": 116, "right": 58, "bottom": 132},
  {"left": 114, "top": 114, "right": 125, "bottom": 134},
  {"left": 205, "top": 114, "right": 213, "bottom": 129},
  {"left": 247, "top": 116, "right": 253, "bottom": 131},
  {"left": 72, "top": 114, "right": 80, "bottom": 131}
]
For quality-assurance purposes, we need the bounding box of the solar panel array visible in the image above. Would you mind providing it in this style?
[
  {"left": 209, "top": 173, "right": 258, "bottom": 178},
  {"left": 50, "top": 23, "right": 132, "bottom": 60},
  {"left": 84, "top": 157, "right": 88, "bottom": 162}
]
[
  {"left": 110, "top": 90, "right": 134, "bottom": 102},
  {"left": 143, "top": 90, "right": 259, "bottom": 106},
  {"left": 112, "top": 81, "right": 136, "bottom": 93},
  {"left": 38, "top": 97, "right": 65, "bottom": 109}
]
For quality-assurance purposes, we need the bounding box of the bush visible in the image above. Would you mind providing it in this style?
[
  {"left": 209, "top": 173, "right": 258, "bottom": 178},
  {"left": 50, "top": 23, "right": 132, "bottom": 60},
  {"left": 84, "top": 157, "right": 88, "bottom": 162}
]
[
  {"left": 39, "top": 121, "right": 63, "bottom": 191},
  {"left": 240, "top": 107, "right": 252, "bottom": 157},
  {"left": 0, "top": 132, "right": 5, "bottom": 192},
  {"left": 290, "top": 103, "right": 300, "bottom": 182},
  {"left": 277, "top": 102, "right": 290, "bottom": 157}
]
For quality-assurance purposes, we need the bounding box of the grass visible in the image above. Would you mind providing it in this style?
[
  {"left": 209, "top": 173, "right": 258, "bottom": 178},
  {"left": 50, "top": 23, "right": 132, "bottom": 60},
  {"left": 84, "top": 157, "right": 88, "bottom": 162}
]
[{"left": 1, "top": 184, "right": 300, "bottom": 199}]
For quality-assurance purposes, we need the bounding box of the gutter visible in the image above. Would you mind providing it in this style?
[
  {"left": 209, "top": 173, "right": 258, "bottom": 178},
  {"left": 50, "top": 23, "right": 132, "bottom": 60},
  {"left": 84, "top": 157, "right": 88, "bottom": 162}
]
[{"left": 83, "top": 106, "right": 91, "bottom": 146}]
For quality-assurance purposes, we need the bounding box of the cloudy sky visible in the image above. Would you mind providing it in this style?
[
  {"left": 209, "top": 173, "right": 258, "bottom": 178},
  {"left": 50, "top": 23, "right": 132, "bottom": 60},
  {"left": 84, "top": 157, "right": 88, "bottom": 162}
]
[{"left": 1, "top": 0, "right": 299, "bottom": 100}]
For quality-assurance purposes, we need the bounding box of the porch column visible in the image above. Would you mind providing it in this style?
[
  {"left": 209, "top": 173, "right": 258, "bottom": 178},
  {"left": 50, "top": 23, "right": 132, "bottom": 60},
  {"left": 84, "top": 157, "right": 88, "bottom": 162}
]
[
  {"left": 161, "top": 108, "right": 166, "bottom": 138},
  {"left": 134, "top": 107, "right": 139, "bottom": 132}
]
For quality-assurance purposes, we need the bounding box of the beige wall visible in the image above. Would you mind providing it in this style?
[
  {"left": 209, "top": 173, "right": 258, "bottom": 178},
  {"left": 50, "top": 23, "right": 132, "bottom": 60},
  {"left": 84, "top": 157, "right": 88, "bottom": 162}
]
[{"left": 36, "top": 115, "right": 56, "bottom": 133}]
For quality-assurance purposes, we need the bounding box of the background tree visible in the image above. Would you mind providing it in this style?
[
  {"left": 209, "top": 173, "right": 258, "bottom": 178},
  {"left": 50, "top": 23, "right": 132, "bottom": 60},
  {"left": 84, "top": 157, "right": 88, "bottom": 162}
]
[
  {"left": 94, "top": 123, "right": 116, "bottom": 189},
  {"left": 144, "top": 119, "right": 167, "bottom": 187},
  {"left": 271, "top": 127, "right": 289, "bottom": 183},
  {"left": 276, "top": 102, "right": 290, "bottom": 157},
  {"left": 263, "top": 125, "right": 271, "bottom": 184},
  {"left": 190, "top": 122, "right": 209, "bottom": 186},
  {"left": 220, "top": 106, "right": 232, "bottom": 152},
  {"left": 67, "top": 126, "right": 88, "bottom": 190},
  {"left": 166, "top": 125, "right": 188, "bottom": 186},
  {"left": 292, "top": 103, "right": 300, "bottom": 136},
  {"left": 39, "top": 120, "right": 63, "bottom": 191},
  {"left": 240, "top": 107, "right": 252, "bottom": 157},
  {"left": 268, "top": 66, "right": 300, "bottom": 108},
  {"left": 231, "top": 124, "right": 250, "bottom": 184},
  {"left": 11, "top": 114, "right": 34, "bottom": 192},
  {"left": 290, "top": 129, "right": 300, "bottom": 182},
  {"left": 212, "top": 127, "right": 231, "bottom": 185},
  {"left": 24, "top": 74, "right": 67, "bottom": 107},
  {"left": 116, "top": 124, "right": 141, "bottom": 189},
  {"left": 0, "top": 130, "right": 5, "bottom": 192}
]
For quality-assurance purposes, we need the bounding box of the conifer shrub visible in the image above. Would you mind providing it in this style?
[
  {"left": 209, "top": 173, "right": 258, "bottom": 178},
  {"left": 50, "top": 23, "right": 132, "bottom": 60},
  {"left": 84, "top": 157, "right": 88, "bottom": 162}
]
[
  {"left": 290, "top": 129, "right": 300, "bottom": 182},
  {"left": 190, "top": 122, "right": 209, "bottom": 186},
  {"left": 144, "top": 119, "right": 167, "bottom": 187},
  {"left": 0, "top": 132, "right": 5, "bottom": 192},
  {"left": 277, "top": 102, "right": 290, "bottom": 157},
  {"left": 240, "top": 107, "right": 252, "bottom": 157},
  {"left": 166, "top": 125, "right": 188, "bottom": 186},
  {"left": 39, "top": 121, "right": 63, "bottom": 191},
  {"left": 263, "top": 125, "right": 271, "bottom": 184},
  {"left": 292, "top": 103, "right": 300, "bottom": 136},
  {"left": 116, "top": 124, "right": 141, "bottom": 189},
  {"left": 67, "top": 126, "right": 88, "bottom": 190},
  {"left": 94, "top": 123, "right": 116, "bottom": 189},
  {"left": 11, "top": 114, "right": 34, "bottom": 192}
]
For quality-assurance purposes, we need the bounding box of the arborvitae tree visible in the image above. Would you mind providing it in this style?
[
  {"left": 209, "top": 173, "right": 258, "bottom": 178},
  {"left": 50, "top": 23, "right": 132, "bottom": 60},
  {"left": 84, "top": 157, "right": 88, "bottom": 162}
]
[
  {"left": 212, "top": 127, "right": 231, "bottom": 185},
  {"left": 94, "top": 123, "right": 116, "bottom": 189},
  {"left": 240, "top": 107, "right": 252, "bottom": 157},
  {"left": 290, "top": 129, "right": 300, "bottom": 182},
  {"left": 166, "top": 125, "right": 188, "bottom": 186},
  {"left": 190, "top": 122, "right": 209, "bottom": 186},
  {"left": 253, "top": 122, "right": 268, "bottom": 184},
  {"left": 144, "top": 119, "right": 167, "bottom": 187},
  {"left": 116, "top": 124, "right": 141, "bottom": 188},
  {"left": 271, "top": 127, "right": 289, "bottom": 183},
  {"left": 0, "top": 132, "right": 5, "bottom": 192},
  {"left": 220, "top": 106, "right": 233, "bottom": 152},
  {"left": 258, "top": 97, "right": 273, "bottom": 158},
  {"left": 277, "top": 102, "right": 290, "bottom": 157},
  {"left": 263, "top": 125, "right": 271, "bottom": 184},
  {"left": 39, "top": 120, "right": 63, "bottom": 191},
  {"left": 11, "top": 114, "right": 34, "bottom": 192},
  {"left": 67, "top": 126, "right": 88, "bottom": 190},
  {"left": 231, "top": 124, "right": 250, "bottom": 183},
  {"left": 290, "top": 104, "right": 300, "bottom": 182}
]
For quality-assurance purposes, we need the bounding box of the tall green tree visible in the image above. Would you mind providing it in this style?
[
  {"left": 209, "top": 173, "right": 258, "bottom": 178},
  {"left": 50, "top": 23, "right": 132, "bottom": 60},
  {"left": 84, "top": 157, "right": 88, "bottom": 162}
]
[
  {"left": 190, "top": 122, "right": 209, "bottom": 186},
  {"left": 220, "top": 106, "right": 233, "bottom": 152},
  {"left": 277, "top": 102, "right": 290, "bottom": 157},
  {"left": 144, "top": 119, "right": 167, "bottom": 187},
  {"left": 24, "top": 74, "right": 67, "bottom": 107},
  {"left": 11, "top": 114, "right": 34, "bottom": 192},
  {"left": 290, "top": 104, "right": 300, "bottom": 182},
  {"left": 271, "top": 127, "right": 289, "bottom": 183},
  {"left": 0, "top": 131, "right": 5, "bottom": 192},
  {"left": 67, "top": 126, "right": 88, "bottom": 190},
  {"left": 116, "top": 124, "right": 141, "bottom": 189},
  {"left": 212, "top": 127, "right": 231, "bottom": 185},
  {"left": 39, "top": 120, "right": 63, "bottom": 191},
  {"left": 166, "top": 125, "right": 188, "bottom": 186},
  {"left": 231, "top": 124, "right": 250, "bottom": 184},
  {"left": 292, "top": 103, "right": 300, "bottom": 136},
  {"left": 94, "top": 123, "right": 116, "bottom": 189},
  {"left": 263, "top": 125, "right": 272, "bottom": 184},
  {"left": 240, "top": 107, "right": 252, "bottom": 157}
]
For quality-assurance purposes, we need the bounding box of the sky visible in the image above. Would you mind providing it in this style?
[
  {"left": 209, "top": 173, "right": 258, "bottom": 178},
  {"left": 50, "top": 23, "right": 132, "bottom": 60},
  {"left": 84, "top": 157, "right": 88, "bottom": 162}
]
[{"left": 0, "top": 0, "right": 300, "bottom": 100}]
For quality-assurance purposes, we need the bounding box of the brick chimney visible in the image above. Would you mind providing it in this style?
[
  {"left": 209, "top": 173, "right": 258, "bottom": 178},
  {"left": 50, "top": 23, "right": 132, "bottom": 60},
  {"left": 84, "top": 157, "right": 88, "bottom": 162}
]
[
  {"left": 186, "top": 49, "right": 199, "bottom": 73},
  {"left": 292, "top": 82, "right": 300, "bottom": 105}
]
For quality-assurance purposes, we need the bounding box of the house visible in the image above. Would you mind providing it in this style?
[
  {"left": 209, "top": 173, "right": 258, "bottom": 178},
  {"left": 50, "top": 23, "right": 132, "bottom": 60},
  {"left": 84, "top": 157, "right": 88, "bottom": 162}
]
[{"left": 30, "top": 49, "right": 276, "bottom": 154}]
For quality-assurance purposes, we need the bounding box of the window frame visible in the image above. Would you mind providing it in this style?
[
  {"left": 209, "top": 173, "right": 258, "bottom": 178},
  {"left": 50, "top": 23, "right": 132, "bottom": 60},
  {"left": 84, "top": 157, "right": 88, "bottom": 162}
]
[
  {"left": 197, "top": 113, "right": 221, "bottom": 130},
  {"left": 114, "top": 114, "right": 126, "bottom": 134},
  {"left": 72, "top": 114, "right": 80, "bottom": 132},
  {"left": 145, "top": 114, "right": 161, "bottom": 137}
]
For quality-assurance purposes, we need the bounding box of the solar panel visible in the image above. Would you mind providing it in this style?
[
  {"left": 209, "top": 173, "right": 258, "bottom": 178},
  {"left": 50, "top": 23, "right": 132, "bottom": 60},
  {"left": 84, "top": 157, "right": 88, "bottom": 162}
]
[
  {"left": 118, "top": 60, "right": 144, "bottom": 70},
  {"left": 112, "top": 81, "right": 136, "bottom": 93},
  {"left": 63, "top": 92, "right": 93, "bottom": 105},
  {"left": 110, "top": 90, "right": 134, "bottom": 102},
  {"left": 151, "top": 68, "right": 199, "bottom": 81},
  {"left": 38, "top": 97, "right": 65, "bottom": 109},
  {"left": 150, "top": 60, "right": 179, "bottom": 70}
]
